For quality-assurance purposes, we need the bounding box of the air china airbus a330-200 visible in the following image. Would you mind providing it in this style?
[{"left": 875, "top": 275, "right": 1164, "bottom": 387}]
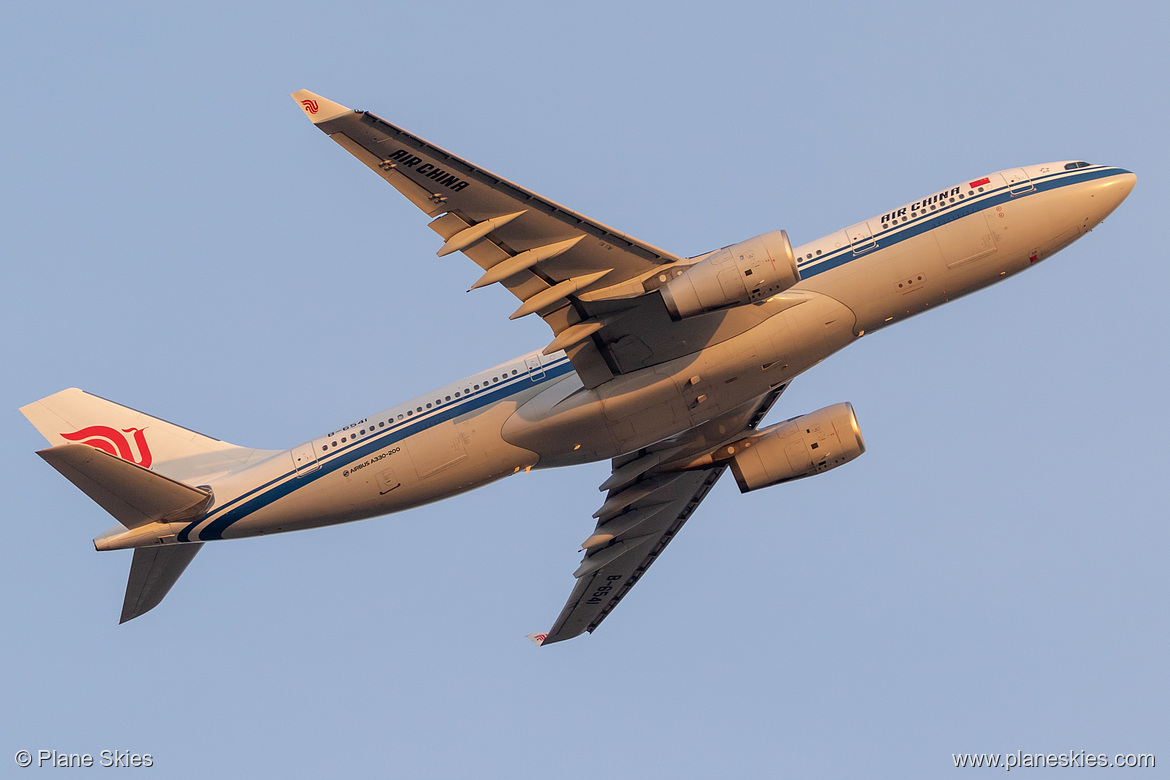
[{"left": 21, "top": 90, "right": 1135, "bottom": 644}]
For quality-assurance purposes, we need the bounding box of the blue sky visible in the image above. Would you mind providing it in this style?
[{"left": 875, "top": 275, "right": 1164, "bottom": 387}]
[{"left": 3, "top": 2, "right": 1166, "bottom": 777}]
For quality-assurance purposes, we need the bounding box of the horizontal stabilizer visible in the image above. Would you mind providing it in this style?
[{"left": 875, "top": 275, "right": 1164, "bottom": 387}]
[
  {"left": 121, "top": 543, "right": 203, "bottom": 623},
  {"left": 37, "top": 444, "right": 211, "bottom": 529}
]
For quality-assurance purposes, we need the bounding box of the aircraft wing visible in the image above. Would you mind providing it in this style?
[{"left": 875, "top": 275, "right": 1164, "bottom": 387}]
[
  {"left": 536, "top": 467, "right": 726, "bottom": 645},
  {"left": 534, "top": 386, "right": 788, "bottom": 645},
  {"left": 293, "top": 89, "right": 692, "bottom": 388}
]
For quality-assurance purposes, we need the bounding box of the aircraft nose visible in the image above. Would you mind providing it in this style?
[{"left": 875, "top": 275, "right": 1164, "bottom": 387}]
[
  {"left": 1084, "top": 169, "right": 1135, "bottom": 225},
  {"left": 1111, "top": 169, "right": 1136, "bottom": 200},
  {"left": 1102, "top": 169, "right": 1136, "bottom": 211}
]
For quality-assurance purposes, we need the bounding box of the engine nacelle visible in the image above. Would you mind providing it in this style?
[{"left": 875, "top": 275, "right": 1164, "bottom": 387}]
[
  {"left": 727, "top": 402, "right": 865, "bottom": 492},
  {"left": 661, "top": 230, "right": 800, "bottom": 319}
]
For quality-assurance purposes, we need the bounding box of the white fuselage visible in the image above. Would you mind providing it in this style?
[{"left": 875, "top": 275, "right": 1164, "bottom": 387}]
[{"left": 162, "top": 163, "right": 1133, "bottom": 546}]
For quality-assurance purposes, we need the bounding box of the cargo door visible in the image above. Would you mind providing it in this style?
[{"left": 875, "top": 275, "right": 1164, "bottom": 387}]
[
  {"left": 935, "top": 211, "right": 998, "bottom": 268},
  {"left": 410, "top": 420, "right": 469, "bottom": 479}
]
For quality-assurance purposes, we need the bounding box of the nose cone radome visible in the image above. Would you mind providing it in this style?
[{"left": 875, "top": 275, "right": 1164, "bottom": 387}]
[
  {"left": 1078, "top": 169, "right": 1135, "bottom": 230},
  {"left": 1101, "top": 169, "right": 1137, "bottom": 215}
]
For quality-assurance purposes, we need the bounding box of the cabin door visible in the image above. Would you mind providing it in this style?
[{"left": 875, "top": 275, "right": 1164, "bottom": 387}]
[
  {"left": 1003, "top": 168, "right": 1035, "bottom": 196},
  {"left": 290, "top": 441, "right": 320, "bottom": 476}
]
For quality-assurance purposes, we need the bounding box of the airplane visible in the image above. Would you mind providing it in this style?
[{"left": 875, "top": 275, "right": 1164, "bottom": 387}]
[{"left": 20, "top": 90, "right": 1135, "bottom": 644}]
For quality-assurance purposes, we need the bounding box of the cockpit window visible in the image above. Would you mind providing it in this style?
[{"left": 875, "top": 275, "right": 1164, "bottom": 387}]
[{"left": 1064, "top": 161, "right": 1091, "bottom": 170}]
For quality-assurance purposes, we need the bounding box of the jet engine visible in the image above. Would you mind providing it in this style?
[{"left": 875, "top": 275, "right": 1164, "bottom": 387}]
[
  {"left": 661, "top": 230, "right": 800, "bottom": 319},
  {"left": 725, "top": 402, "right": 865, "bottom": 492}
]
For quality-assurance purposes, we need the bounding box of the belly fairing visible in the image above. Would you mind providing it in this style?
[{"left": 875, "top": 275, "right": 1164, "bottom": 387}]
[{"left": 502, "top": 293, "right": 858, "bottom": 466}]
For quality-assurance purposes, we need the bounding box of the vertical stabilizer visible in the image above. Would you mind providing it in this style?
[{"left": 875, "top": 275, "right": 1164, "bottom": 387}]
[{"left": 20, "top": 388, "right": 278, "bottom": 483}]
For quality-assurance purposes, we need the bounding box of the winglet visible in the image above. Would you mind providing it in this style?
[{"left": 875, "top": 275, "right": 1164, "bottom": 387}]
[
  {"left": 291, "top": 90, "right": 352, "bottom": 124},
  {"left": 526, "top": 632, "right": 548, "bottom": 646}
]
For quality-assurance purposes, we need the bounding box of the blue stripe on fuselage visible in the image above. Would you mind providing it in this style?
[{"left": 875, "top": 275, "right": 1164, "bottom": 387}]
[
  {"left": 181, "top": 356, "right": 575, "bottom": 541},
  {"left": 794, "top": 166, "right": 1124, "bottom": 280}
]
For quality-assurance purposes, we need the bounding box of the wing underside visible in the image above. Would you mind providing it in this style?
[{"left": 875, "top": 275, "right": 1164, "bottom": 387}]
[
  {"left": 537, "top": 385, "right": 788, "bottom": 645},
  {"left": 541, "top": 467, "right": 726, "bottom": 644}
]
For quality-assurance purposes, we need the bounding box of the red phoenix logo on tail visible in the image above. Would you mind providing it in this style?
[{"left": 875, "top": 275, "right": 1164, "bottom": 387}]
[
  {"left": 60, "top": 426, "right": 153, "bottom": 469},
  {"left": 301, "top": 99, "right": 319, "bottom": 115}
]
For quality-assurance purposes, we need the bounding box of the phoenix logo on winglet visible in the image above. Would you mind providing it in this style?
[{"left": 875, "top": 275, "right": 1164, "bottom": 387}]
[
  {"left": 300, "top": 99, "right": 319, "bottom": 115},
  {"left": 59, "top": 426, "right": 153, "bottom": 469}
]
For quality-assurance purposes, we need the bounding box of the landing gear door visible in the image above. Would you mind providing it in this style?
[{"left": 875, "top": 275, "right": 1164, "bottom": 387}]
[{"left": 291, "top": 441, "right": 320, "bottom": 476}]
